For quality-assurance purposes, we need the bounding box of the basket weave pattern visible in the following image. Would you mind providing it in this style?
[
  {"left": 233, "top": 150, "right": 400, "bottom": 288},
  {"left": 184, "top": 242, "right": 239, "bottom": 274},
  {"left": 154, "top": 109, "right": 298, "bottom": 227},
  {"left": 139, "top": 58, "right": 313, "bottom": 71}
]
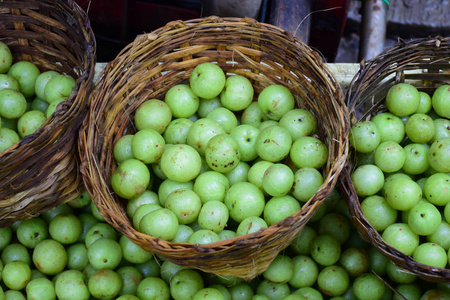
[
  {"left": 80, "top": 16, "right": 349, "bottom": 280},
  {"left": 341, "top": 36, "right": 450, "bottom": 282},
  {"left": 0, "top": 0, "right": 96, "bottom": 227}
]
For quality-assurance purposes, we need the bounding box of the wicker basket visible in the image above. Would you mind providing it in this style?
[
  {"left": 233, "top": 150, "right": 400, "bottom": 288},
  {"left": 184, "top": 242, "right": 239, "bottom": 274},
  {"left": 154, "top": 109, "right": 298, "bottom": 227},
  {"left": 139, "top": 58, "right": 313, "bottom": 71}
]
[
  {"left": 79, "top": 16, "right": 349, "bottom": 280},
  {"left": 340, "top": 36, "right": 450, "bottom": 282},
  {"left": 0, "top": 0, "right": 96, "bottom": 227}
]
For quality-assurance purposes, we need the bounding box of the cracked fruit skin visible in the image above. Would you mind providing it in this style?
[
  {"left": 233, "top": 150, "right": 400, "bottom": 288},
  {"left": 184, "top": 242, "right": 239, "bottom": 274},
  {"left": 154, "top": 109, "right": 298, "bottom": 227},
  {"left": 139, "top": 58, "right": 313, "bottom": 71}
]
[{"left": 111, "top": 158, "right": 150, "bottom": 200}]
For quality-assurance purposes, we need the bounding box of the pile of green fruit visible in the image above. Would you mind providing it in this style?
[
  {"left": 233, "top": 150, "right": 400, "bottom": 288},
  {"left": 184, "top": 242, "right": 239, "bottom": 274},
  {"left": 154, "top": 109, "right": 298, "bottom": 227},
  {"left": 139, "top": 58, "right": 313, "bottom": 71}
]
[
  {"left": 0, "top": 188, "right": 449, "bottom": 299},
  {"left": 0, "top": 42, "right": 75, "bottom": 152},
  {"left": 110, "top": 62, "right": 329, "bottom": 244},
  {"left": 349, "top": 82, "right": 450, "bottom": 270}
]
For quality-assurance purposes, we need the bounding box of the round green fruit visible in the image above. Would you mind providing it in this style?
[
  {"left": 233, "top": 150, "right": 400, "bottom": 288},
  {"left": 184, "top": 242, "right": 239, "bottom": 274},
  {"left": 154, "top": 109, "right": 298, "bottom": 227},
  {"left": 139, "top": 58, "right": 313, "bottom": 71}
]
[
  {"left": 257, "top": 84, "right": 295, "bottom": 120},
  {"left": 160, "top": 144, "right": 201, "bottom": 182},
  {"left": 189, "top": 62, "right": 226, "bottom": 100},
  {"left": 386, "top": 83, "right": 420, "bottom": 117},
  {"left": 431, "top": 84, "right": 450, "bottom": 119},
  {"left": 110, "top": 158, "right": 150, "bottom": 199}
]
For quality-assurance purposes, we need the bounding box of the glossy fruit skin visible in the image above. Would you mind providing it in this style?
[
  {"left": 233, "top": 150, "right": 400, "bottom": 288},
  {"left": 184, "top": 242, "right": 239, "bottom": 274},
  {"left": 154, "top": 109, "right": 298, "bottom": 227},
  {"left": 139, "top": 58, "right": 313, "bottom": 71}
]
[
  {"left": 224, "top": 181, "right": 265, "bottom": 223},
  {"left": 134, "top": 99, "right": 172, "bottom": 133},
  {"left": 361, "top": 195, "right": 397, "bottom": 231},
  {"left": 351, "top": 164, "right": 384, "bottom": 197},
  {"left": 220, "top": 75, "right": 254, "bottom": 111},
  {"left": 402, "top": 143, "right": 429, "bottom": 174},
  {"left": 427, "top": 138, "right": 450, "bottom": 173},
  {"left": 55, "top": 270, "right": 90, "bottom": 300},
  {"left": 197, "top": 96, "right": 222, "bottom": 118},
  {"left": 405, "top": 113, "right": 435, "bottom": 143},
  {"left": 256, "top": 125, "right": 292, "bottom": 162},
  {"left": 35, "top": 70, "right": 59, "bottom": 100},
  {"left": 190, "top": 62, "right": 226, "bottom": 100},
  {"left": 311, "top": 234, "right": 341, "bottom": 266},
  {"left": 256, "top": 279, "right": 290, "bottom": 299},
  {"left": 2, "top": 261, "right": 31, "bottom": 290},
  {"left": 374, "top": 141, "right": 406, "bottom": 173},
  {"left": 236, "top": 216, "right": 267, "bottom": 236},
  {"left": 349, "top": 121, "right": 381, "bottom": 153},
  {"left": 290, "top": 136, "right": 328, "bottom": 169},
  {"left": 193, "top": 287, "right": 226, "bottom": 300},
  {"left": 262, "top": 163, "right": 294, "bottom": 197},
  {"left": 416, "top": 91, "right": 432, "bottom": 114},
  {"left": 339, "top": 248, "right": 370, "bottom": 277},
  {"left": 139, "top": 208, "right": 179, "bottom": 241},
  {"left": 0, "top": 42, "right": 13, "bottom": 73},
  {"left": 292, "top": 167, "right": 324, "bottom": 202},
  {"left": 279, "top": 108, "right": 317, "bottom": 141},
  {"left": 0, "top": 127, "right": 19, "bottom": 152},
  {"left": 205, "top": 134, "right": 240, "bottom": 173},
  {"left": 408, "top": 202, "right": 442, "bottom": 236},
  {"left": 262, "top": 254, "right": 294, "bottom": 284},
  {"left": 165, "top": 188, "right": 202, "bottom": 225},
  {"left": 87, "top": 238, "right": 123, "bottom": 270},
  {"left": 165, "top": 84, "right": 200, "bottom": 118},
  {"left": 0, "top": 88, "right": 27, "bottom": 119},
  {"left": 131, "top": 129, "right": 165, "bottom": 164},
  {"left": 44, "top": 74, "right": 75, "bottom": 103},
  {"left": 431, "top": 118, "right": 450, "bottom": 143},
  {"left": 386, "top": 83, "right": 420, "bottom": 117},
  {"left": 110, "top": 158, "right": 150, "bottom": 200},
  {"left": 263, "top": 195, "right": 300, "bottom": 226},
  {"left": 0, "top": 74, "right": 19, "bottom": 91},
  {"left": 413, "top": 242, "right": 448, "bottom": 269},
  {"left": 317, "top": 265, "right": 349, "bottom": 297},
  {"left": 257, "top": 84, "right": 295, "bottom": 121},
  {"left": 169, "top": 269, "right": 204, "bottom": 300},
  {"left": 382, "top": 223, "right": 419, "bottom": 256},
  {"left": 26, "top": 277, "right": 56, "bottom": 300},
  {"left": 160, "top": 144, "right": 202, "bottom": 182},
  {"left": 197, "top": 200, "right": 229, "bottom": 233},
  {"left": 163, "top": 118, "right": 193, "bottom": 145},
  {"left": 241, "top": 101, "right": 269, "bottom": 128},
  {"left": 119, "top": 235, "right": 152, "bottom": 264},
  {"left": 49, "top": 213, "right": 82, "bottom": 245},
  {"left": 423, "top": 173, "right": 450, "bottom": 206},
  {"left": 32, "top": 239, "right": 67, "bottom": 275},
  {"left": 88, "top": 269, "right": 123, "bottom": 300},
  {"left": 431, "top": 84, "right": 450, "bottom": 119},
  {"left": 206, "top": 107, "right": 238, "bottom": 134},
  {"left": 136, "top": 277, "right": 170, "bottom": 300},
  {"left": 384, "top": 177, "right": 422, "bottom": 211},
  {"left": 16, "top": 217, "right": 48, "bottom": 249},
  {"left": 8, "top": 61, "right": 41, "bottom": 98},
  {"left": 352, "top": 273, "right": 385, "bottom": 300},
  {"left": 193, "top": 171, "right": 229, "bottom": 204}
]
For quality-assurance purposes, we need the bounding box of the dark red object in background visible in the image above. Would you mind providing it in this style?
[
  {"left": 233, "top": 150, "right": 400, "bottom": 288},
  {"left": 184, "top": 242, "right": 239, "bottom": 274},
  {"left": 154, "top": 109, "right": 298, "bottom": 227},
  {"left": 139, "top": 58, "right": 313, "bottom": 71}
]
[
  {"left": 74, "top": 0, "right": 201, "bottom": 61},
  {"left": 308, "top": 0, "right": 352, "bottom": 62}
]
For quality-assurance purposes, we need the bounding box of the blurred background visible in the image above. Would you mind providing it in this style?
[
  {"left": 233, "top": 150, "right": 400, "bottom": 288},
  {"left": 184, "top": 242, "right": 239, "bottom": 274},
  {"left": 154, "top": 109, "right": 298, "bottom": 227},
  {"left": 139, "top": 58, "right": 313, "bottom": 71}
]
[{"left": 74, "top": 0, "right": 450, "bottom": 63}]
